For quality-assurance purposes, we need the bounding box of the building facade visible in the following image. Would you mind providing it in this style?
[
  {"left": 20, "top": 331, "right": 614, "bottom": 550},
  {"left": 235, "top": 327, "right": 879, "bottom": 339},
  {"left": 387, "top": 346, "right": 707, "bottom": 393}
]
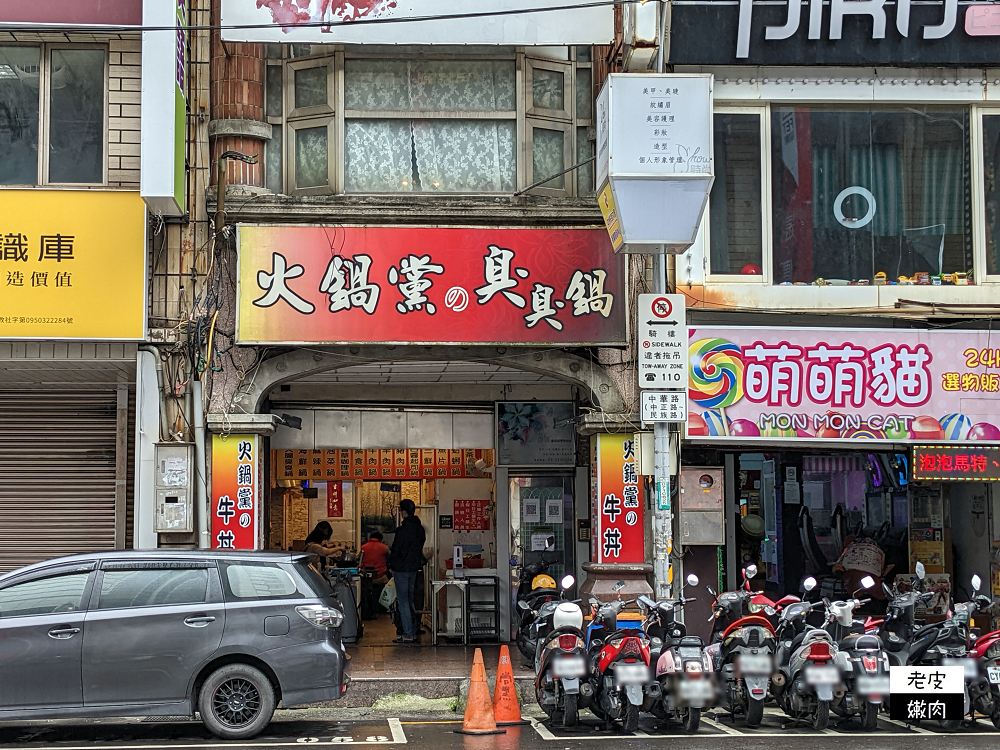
[{"left": 671, "top": 0, "right": 1000, "bottom": 632}]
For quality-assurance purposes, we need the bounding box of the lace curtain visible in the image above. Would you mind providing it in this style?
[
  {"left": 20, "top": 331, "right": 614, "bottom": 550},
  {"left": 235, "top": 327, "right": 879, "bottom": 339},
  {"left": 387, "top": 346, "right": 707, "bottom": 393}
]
[
  {"left": 344, "top": 60, "right": 516, "bottom": 192},
  {"left": 346, "top": 119, "right": 515, "bottom": 193}
]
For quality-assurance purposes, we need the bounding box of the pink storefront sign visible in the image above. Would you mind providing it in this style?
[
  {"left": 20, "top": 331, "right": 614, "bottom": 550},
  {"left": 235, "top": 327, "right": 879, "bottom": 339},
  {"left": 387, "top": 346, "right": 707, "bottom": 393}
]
[{"left": 685, "top": 327, "right": 1000, "bottom": 443}]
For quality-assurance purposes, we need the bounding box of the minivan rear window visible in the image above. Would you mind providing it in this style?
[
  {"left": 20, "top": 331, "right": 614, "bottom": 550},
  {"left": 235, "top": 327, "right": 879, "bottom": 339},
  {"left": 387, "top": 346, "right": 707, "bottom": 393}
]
[{"left": 220, "top": 562, "right": 302, "bottom": 601}]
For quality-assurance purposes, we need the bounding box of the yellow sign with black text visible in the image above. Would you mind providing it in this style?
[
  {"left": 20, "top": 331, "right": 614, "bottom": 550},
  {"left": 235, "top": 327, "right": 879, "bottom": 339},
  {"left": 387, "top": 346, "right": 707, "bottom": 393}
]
[
  {"left": 598, "top": 182, "right": 624, "bottom": 252},
  {"left": 0, "top": 190, "right": 146, "bottom": 339}
]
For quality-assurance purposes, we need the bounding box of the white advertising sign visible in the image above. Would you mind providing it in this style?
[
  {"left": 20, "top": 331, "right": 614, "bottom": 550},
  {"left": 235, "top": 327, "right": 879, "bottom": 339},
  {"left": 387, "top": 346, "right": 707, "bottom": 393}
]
[
  {"left": 141, "top": 0, "right": 187, "bottom": 216},
  {"left": 638, "top": 294, "right": 688, "bottom": 389},
  {"left": 598, "top": 73, "right": 714, "bottom": 250},
  {"left": 221, "top": 0, "right": 613, "bottom": 45},
  {"left": 641, "top": 391, "right": 688, "bottom": 423}
]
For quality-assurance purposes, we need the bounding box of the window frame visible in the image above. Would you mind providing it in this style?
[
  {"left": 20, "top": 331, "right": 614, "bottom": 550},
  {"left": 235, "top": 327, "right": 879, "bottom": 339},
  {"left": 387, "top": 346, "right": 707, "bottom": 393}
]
[
  {"left": 288, "top": 115, "right": 337, "bottom": 196},
  {"left": 286, "top": 56, "right": 336, "bottom": 120},
  {"left": 0, "top": 42, "right": 109, "bottom": 188},
  {"left": 707, "top": 99, "right": 988, "bottom": 288},
  {"left": 525, "top": 117, "right": 574, "bottom": 197},
  {"left": 525, "top": 56, "right": 574, "bottom": 122},
  {"left": 973, "top": 104, "right": 999, "bottom": 283},
  {"left": 704, "top": 105, "right": 770, "bottom": 285},
  {"left": 265, "top": 45, "right": 594, "bottom": 197}
]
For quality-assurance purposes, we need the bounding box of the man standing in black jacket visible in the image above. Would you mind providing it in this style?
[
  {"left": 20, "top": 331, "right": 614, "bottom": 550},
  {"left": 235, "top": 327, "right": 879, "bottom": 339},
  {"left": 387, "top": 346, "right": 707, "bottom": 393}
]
[{"left": 389, "top": 499, "right": 426, "bottom": 643}]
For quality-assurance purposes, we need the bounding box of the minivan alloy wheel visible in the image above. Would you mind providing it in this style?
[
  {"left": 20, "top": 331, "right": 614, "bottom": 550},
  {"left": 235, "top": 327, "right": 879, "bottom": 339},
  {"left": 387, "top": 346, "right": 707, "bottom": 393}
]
[{"left": 213, "top": 678, "right": 262, "bottom": 727}]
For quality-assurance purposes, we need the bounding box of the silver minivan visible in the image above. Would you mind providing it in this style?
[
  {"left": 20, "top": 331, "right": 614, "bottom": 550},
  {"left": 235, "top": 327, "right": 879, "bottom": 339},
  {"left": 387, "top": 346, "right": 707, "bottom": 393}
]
[{"left": 0, "top": 551, "right": 347, "bottom": 739}]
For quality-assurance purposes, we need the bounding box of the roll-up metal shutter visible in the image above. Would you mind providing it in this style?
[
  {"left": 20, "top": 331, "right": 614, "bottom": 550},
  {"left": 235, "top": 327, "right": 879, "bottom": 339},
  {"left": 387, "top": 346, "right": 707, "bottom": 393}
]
[{"left": 0, "top": 391, "right": 119, "bottom": 573}]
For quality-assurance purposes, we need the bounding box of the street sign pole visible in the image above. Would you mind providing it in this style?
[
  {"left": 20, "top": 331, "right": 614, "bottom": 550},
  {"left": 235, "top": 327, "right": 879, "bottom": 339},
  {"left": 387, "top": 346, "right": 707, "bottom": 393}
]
[{"left": 647, "top": 261, "right": 683, "bottom": 600}]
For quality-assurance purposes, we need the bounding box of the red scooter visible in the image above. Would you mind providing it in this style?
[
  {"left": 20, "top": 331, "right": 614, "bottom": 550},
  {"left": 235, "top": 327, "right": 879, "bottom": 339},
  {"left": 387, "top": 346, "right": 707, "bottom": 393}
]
[
  {"left": 704, "top": 564, "right": 779, "bottom": 727},
  {"left": 587, "top": 583, "right": 654, "bottom": 732}
]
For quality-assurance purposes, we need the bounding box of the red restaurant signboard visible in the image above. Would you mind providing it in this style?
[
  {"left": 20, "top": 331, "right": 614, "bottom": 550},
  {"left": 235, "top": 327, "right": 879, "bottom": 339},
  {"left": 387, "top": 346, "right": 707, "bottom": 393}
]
[{"left": 237, "top": 226, "right": 626, "bottom": 345}]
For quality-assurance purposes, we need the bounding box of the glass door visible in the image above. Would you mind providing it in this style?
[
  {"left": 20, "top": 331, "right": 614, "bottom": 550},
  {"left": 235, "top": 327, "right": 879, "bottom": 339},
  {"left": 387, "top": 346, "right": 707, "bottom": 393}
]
[{"left": 509, "top": 474, "right": 576, "bottom": 607}]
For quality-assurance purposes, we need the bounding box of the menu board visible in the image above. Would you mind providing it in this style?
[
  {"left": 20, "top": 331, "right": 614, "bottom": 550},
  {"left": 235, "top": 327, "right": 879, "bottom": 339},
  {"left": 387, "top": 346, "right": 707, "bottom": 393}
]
[
  {"left": 453, "top": 498, "right": 491, "bottom": 531},
  {"left": 274, "top": 448, "right": 494, "bottom": 481}
]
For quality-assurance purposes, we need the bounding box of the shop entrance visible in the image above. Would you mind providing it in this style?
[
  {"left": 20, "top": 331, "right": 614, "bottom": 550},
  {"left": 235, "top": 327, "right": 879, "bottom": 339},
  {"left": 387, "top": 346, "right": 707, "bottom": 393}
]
[{"left": 269, "top": 450, "right": 499, "bottom": 646}]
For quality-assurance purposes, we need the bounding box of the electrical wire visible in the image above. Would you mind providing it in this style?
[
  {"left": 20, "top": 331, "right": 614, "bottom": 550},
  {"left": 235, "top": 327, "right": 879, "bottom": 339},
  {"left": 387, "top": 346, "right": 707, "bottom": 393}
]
[{"left": 0, "top": 0, "right": 629, "bottom": 34}]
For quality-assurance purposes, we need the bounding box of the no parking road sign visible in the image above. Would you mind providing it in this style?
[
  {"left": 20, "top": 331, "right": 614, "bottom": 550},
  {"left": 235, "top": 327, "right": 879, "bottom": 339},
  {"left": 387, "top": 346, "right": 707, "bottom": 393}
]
[
  {"left": 888, "top": 666, "right": 965, "bottom": 721},
  {"left": 638, "top": 294, "right": 687, "bottom": 390}
]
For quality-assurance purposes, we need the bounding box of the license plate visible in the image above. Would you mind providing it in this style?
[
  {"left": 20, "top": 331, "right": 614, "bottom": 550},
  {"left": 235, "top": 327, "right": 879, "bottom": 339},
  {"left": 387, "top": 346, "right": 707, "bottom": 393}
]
[
  {"left": 856, "top": 675, "right": 890, "bottom": 695},
  {"left": 679, "top": 679, "right": 714, "bottom": 700},
  {"left": 553, "top": 657, "right": 586, "bottom": 678},
  {"left": 805, "top": 666, "right": 840, "bottom": 686},
  {"left": 615, "top": 663, "right": 649, "bottom": 684},
  {"left": 738, "top": 654, "right": 773, "bottom": 675},
  {"left": 988, "top": 667, "right": 1000, "bottom": 685},
  {"left": 944, "top": 657, "right": 978, "bottom": 680}
]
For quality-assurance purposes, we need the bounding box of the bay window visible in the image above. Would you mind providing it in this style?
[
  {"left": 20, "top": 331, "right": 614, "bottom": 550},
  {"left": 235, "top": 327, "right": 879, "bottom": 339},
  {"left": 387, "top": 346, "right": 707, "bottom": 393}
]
[{"left": 264, "top": 46, "right": 595, "bottom": 196}]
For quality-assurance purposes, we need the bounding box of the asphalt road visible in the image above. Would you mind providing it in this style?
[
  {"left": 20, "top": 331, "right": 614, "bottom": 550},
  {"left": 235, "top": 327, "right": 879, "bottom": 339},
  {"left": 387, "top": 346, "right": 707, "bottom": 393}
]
[{"left": 1, "top": 708, "right": 999, "bottom": 750}]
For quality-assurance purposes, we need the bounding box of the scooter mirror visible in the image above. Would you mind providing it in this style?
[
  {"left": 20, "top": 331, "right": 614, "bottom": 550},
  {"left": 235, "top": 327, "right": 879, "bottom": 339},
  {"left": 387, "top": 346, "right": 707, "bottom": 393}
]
[
  {"left": 509, "top": 557, "right": 518, "bottom": 567},
  {"left": 802, "top": 576, "right": 817, "bottom": 592},
  {"left": 744, "top": 564, "right": 758, "bottom": 579},
  {"left": 915, "top": 561, "right": 926, "bottom": 580},
  {"left": 517, "top": 600, "right": 530, "bottom": 611},
  {"left": 561, "top": 574, "right": 575, "bottom": 590},
  {"left": 860, "top": 575, "right": 876, "bottom": 590},
  {"left": 706, "top": 585, "right": 717, "bottom": 597},
  {"left": 686, "top": 573, "right": 700, "bottom": 587},
  {"left": 612, "top": 580, "right": 625, "bottom": 591},
  {"left": 972, "top": 574, "right": 982, "bottom": 593}
]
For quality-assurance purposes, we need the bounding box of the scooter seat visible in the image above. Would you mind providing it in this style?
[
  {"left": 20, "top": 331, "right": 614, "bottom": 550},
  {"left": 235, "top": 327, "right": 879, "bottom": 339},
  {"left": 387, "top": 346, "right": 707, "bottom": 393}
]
[
  {"left": 841, "top": 633, "right": 882, "bottom": 650},
  {"left": 666, "top": 635, "right": 705, "bottom": 648}
]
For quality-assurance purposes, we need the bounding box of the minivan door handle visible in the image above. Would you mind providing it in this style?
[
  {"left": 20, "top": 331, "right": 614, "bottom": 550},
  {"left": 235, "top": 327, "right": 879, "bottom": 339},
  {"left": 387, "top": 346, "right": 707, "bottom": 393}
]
[
  {"left": 184, "top": 615, "right": 217, "bottom": 627},
  {"left": 47, "top": 626, "right": 81, "bottom": 639}
]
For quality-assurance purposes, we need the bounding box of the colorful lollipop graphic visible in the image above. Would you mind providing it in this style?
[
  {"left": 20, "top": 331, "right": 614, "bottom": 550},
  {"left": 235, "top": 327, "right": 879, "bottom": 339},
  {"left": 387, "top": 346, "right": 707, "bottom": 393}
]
[{"left": 689, "top": 338, "right": 744, "bottom": 437}]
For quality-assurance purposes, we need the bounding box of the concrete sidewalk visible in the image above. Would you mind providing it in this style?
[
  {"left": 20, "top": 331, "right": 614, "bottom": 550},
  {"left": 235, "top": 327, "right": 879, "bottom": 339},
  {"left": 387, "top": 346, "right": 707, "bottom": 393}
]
[{"left": 340, "top": 644, "right": 536, "bottom": 708}]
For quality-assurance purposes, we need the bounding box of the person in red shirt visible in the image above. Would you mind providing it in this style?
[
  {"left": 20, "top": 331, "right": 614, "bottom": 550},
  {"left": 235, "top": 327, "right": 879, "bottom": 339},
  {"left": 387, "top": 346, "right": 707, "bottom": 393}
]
[{"left": 361, "top": 531, "right": 390, "bottom": 578}]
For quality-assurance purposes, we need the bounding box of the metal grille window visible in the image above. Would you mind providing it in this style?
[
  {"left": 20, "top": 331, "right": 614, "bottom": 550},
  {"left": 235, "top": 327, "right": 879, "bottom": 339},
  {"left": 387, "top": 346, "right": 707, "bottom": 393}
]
[
  {"left": 265, "top": 46, "right": 595, "bottom": 196},
  {"left": 0, "top": 45, "right": 107, "bottom": 186}
]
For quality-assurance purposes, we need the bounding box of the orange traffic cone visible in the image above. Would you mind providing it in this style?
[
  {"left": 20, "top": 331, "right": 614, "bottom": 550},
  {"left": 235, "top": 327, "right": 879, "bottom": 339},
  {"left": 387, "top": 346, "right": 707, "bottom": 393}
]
[
  {"left": 456, "top": 648, "right": 506, "bottom": 735},
  {"left": 494, "top": 645, "right": 529, "bottom": 725}
]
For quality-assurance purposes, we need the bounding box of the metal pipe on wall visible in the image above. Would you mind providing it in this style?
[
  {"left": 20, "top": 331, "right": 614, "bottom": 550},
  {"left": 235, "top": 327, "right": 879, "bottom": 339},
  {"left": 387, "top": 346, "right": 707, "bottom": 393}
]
[{"left": 192, "top": 379, "right": 210, "bottom": 549}]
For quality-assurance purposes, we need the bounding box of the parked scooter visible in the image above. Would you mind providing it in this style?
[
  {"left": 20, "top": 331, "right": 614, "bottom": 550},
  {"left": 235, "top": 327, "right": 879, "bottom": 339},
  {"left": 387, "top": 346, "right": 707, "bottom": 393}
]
[
  {"left": 771, "top": 576, "right": 841, "bottom": 729},
  {"left": 640, "top": 574, "right": 715, "bottom": 733},
  {"left": 513, "top": 541, "right": 561, "bottom": 660},
  {"left": 969, "top": 586, "right": 1000, "bottom": 729},
  {"left": 587, "top": 582, "right": 654, "bottom": 732},
  {"left": 518, "top": 571, "right": 575, "bottom": 671},
  {"left": 882, "top": 562, "right": 991, "bottom": 729},
  {"left": 705, "top": 564, "right": 778, "bottom": 727},
  {"left": 822, "top": 575, "right": 890, "bottom": 730},
  {"left": 534, "top": 575, "right": 592, "bottom": 727}
]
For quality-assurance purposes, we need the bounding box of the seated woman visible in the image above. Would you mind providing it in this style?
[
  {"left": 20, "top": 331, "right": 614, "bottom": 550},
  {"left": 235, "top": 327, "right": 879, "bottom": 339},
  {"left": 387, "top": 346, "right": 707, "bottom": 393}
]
[{"left": 303, "top": 521, "right": 345, "bottom": 573}]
